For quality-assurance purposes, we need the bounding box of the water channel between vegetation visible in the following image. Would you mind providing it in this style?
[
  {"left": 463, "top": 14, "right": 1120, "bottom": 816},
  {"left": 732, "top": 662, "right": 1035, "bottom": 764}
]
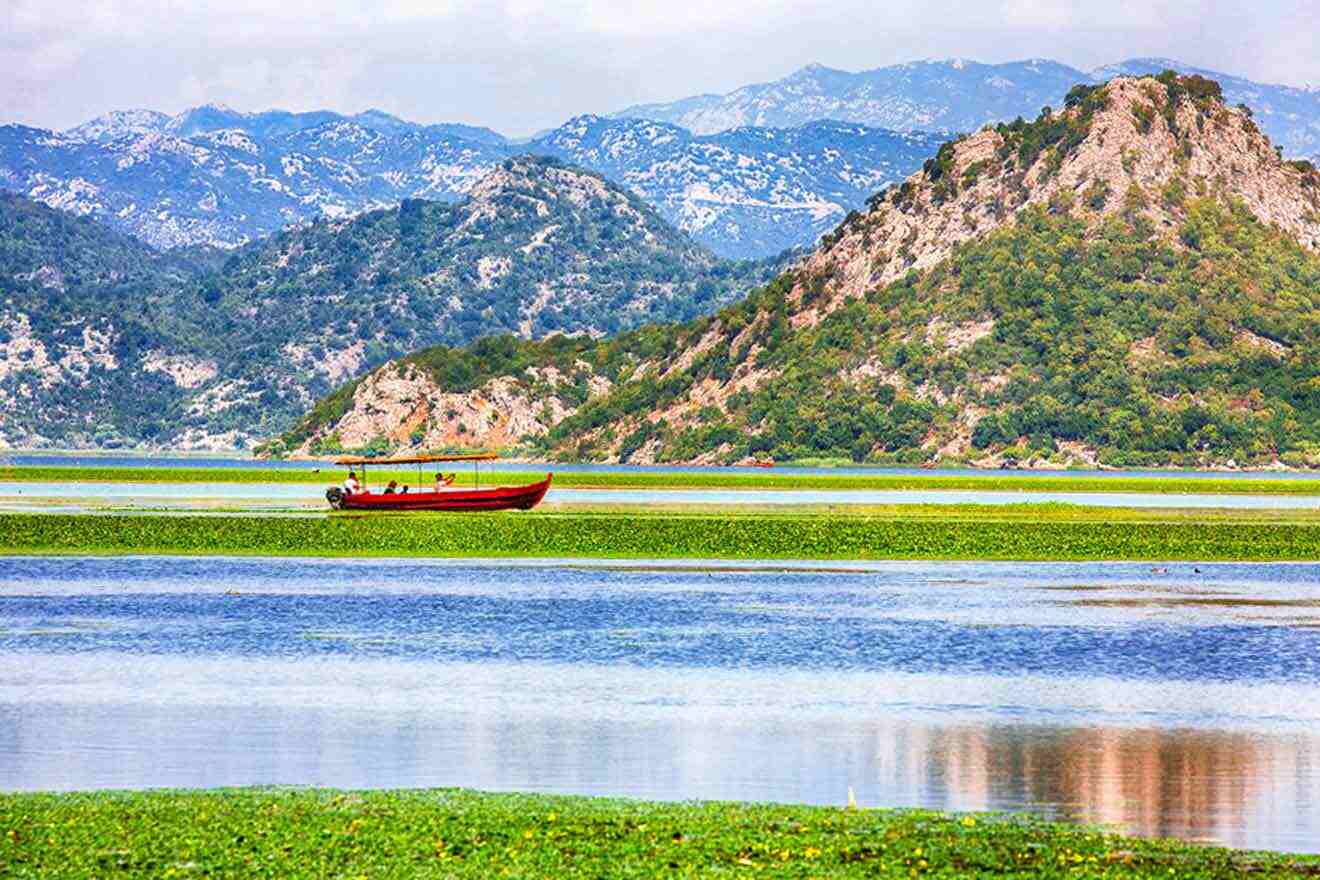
[
  {"left": 9, "top": 481, "right": 1320, "bottom": 512},
  {"left": 1, "top": 556, "right": 1318, "bottom": 853}
]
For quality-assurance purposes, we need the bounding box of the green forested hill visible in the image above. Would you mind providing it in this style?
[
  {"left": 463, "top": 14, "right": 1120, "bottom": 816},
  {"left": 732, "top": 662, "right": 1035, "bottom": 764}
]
[
  {"left": 175, "top": 156, "right": 778, "bottom": 355},
  {"left": 0, "top": 192, "right": 217, "bottom": 444},
  {"left": 543, "top": 200, "right": 1320, "bottom": 467},
  {"left": 280, "top": 74, "right": 1320, "bottom": 468},
  {"left": 0, "top": 158, "right": 781, "bottom": 448}
]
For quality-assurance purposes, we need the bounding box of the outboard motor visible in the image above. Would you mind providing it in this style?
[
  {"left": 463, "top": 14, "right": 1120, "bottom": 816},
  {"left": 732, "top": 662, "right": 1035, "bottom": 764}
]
[{"left": 326, "top": 486, "right": 346, "bottom": 510}]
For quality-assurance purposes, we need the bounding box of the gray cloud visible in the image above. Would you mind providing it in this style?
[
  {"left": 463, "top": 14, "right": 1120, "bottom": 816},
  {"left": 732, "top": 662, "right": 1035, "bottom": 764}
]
[{"left": 3, "top": 0, "right": 1318, "bottom": 136}]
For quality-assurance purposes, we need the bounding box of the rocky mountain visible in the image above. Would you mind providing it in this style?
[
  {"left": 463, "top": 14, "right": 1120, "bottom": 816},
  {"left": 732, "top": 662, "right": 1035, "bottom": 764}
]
[
  {"left": 615, "top": 57, "right": 1320, "bottom": 161},
  {"left": 0, "top": 158, "right": 780, "bottom": 450},
  {"left": 0, "top": 115, "right": 511, "bottom": 251},
  {"left": 533, "top": 116, "right": 942, "bottom": 257},
  {"left": 10, "top": 57, "right": 1315, "bottom": 264},
  {"left": 280, "top": 73, "right": 1320, "bottom": 469},
  {"left": 1094, "top": 58, "right": 1320, "bottom": 159},
  {"left": 0, "top": 105, "right": 939, "bottom": 259},
  {"left": 616, "top": 59, "right": 1084, "bottom": 136}
]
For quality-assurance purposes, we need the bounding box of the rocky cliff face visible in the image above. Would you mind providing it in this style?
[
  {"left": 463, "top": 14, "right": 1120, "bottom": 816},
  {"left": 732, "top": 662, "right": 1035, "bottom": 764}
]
[{"left": 286, "top": 75, "right": 1320, "bottom": 469}]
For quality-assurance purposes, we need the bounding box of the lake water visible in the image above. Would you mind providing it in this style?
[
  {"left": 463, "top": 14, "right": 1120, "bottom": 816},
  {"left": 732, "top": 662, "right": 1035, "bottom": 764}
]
[
  {"left": 7, "top": 481, "right": 1320, "bottom": 511},
  {"left": 2, "top": 556, "right": 1319, "bottom": 852},
  {"left": 9, "top": 452, "right": 1320, "bottom": 481}
]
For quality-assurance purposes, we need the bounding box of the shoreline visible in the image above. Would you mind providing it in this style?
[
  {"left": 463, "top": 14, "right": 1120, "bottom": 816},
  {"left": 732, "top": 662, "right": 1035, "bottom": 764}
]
[
  {"left": 2, "top": 787, "right": 1316, "bottom": 876},
  {"left": 10, "top": 446, "right": 1320, "bottom": 475}
]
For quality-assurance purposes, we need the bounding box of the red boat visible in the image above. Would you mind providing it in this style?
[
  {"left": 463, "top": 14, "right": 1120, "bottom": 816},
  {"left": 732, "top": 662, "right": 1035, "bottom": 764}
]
[{"left": 325, "top": 452, "right": 551, "bottom": 512}]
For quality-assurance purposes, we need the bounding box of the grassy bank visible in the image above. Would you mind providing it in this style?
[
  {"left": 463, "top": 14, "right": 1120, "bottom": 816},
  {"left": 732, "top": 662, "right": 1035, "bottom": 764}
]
[
  {"left": 5, "top": 509, "right": 1320, "bottom": 560},
  {"left": 2, "top": 788, "right": 1316, "bottom": 878},
  {"left": 9, "top": 464, "right": 1320, "bottom": 495}
]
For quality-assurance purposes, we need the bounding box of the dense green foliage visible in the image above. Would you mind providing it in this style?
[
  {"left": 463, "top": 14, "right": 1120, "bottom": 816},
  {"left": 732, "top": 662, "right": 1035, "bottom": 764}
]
[
  {"left": 5, "top": 788, "right": 1316, "bottom": 878},
  {"left": 13, "top": 464, "right": 1320, "bottom": 496},
  {"left": 0, "top": 192, "right": 217, "bottom": 445},
  {"left": 7, "top": 510, "right": 1320, "bottom": 561},
  {"left": 532, "top": 198, "right": 1320, "bottom": 467}
]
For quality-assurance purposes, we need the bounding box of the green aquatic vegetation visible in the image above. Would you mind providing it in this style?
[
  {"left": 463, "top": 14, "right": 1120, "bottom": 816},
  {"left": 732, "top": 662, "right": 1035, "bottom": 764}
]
[
  {"left": 5, "top": 510, "right": 1320, "bottom": 561},
  {"left": 10, "top": 464, "right": 1320, "bottom": 496},
  {"left": 1, "top": 788, "right": 1316, "bottom": 878}
]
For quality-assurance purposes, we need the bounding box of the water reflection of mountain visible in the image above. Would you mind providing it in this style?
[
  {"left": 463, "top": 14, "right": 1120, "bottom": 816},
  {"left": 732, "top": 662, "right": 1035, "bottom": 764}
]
[{"left": 892, "top": 724, "right": 1318, "bottom": 850}]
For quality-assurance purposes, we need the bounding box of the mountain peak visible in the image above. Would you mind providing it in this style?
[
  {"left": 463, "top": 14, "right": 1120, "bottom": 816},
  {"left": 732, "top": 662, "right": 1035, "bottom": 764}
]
[
  {"left": 65, "top": 109, "right": 171, "bottom": 142},
  {"left": 791, "top": 72, "right": 1320, "bottom": 320}
]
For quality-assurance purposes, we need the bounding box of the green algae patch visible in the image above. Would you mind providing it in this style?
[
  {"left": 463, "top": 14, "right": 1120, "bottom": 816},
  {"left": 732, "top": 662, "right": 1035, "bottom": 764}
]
[
  {"left": 1, "top": 788, "right": 1317, "bottom": 878},
  {"left": 4, "top": 510, "right": 1320, "bottom": 561}
]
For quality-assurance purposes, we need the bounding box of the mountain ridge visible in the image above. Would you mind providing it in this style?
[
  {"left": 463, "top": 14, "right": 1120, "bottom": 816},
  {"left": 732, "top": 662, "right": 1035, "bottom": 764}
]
[
  {"left": 614, "top": 57, "right": 1320, "bottom": 160},
  {"left": 8, "top": 56, "right": 1319, "bottom": 263},
  {"left": 2, "top": 111, "right": 937, "bottom": 259}
]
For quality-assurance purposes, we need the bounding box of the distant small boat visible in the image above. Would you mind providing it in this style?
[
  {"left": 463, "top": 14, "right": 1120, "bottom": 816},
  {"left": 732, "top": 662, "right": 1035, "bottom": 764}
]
[
  {"left": 749, "top": 460, "right": 775, "bottom": 469},
  {"left": 325, "top": 452, "right": 551, "bottom": 512}
]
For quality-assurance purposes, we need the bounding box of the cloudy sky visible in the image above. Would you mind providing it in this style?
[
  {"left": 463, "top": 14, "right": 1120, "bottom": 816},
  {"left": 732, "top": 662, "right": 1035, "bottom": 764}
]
[{"left": 4, "top": 0, "right": 1318, "bottom": 136}]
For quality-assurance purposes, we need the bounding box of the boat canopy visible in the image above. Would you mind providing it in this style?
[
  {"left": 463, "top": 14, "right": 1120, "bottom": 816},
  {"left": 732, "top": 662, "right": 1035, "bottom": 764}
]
[{"left": 334, "top": 452, "right": 500, "bottom": 466}]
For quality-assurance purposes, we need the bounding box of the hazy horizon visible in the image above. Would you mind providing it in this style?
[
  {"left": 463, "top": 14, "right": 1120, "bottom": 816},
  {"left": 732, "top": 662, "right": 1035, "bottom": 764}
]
[{"left": 5, "top": 1, "right": 1319, "bottom": 137}]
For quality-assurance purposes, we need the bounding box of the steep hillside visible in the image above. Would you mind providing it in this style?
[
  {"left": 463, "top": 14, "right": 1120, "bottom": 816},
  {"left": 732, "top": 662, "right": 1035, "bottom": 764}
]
[
  {"left": 0, "top": 159, "right": 778, "bottom": 449},
  {"left": 281, "top": 74, "right": 1320, "bottom": 469},
  {"left": 0, "top": 192, "right": 214, "bottom": 447},
  {"left": 615, "top": 57, "right": 1320, "bottom": 162},
  {"left": 181, "top": 154, "right": 778, "bottom": 361},
  {"left": 1095, "top": 58, "right": 1320, "bottom": 159},
  {"left": 1, "top": 106, "right": 938, "bottom": 258}
]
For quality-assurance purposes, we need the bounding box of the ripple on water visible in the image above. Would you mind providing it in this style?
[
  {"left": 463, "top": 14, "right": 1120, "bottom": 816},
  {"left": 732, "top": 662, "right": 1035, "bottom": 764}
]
[{"left": 2, "top": 556, "right": 1320, "bottom": 852}]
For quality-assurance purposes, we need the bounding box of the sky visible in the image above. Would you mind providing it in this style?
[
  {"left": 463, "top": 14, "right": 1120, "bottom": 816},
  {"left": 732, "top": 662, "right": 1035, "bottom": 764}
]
[{"left": 4, "top": 0, "right": 1318, "bottom": 136}]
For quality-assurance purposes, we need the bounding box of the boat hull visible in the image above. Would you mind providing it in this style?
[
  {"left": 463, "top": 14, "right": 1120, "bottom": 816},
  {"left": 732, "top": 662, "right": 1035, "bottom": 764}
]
[{"left": 329, "top": 475, "right": 552, "bottom": 512}]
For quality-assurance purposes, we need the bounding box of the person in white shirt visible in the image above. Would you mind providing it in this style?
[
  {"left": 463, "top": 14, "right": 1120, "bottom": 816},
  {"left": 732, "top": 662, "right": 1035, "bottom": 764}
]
[
  {"left": 343, "top": 470, "right": 361, "bottom": 494},
  {"left": 434, "top": 472, "right": 455, "bottom": 491}
]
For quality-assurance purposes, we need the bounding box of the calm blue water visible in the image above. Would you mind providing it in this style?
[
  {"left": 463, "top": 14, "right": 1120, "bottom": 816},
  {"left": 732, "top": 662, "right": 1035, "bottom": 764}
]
[{"left": 2, "top": 556, "right": 1320, "bottom": 851}]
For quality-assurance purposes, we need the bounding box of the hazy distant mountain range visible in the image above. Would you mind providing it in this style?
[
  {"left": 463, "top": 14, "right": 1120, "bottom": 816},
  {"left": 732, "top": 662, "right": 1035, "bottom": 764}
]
[
  {"left": 1, "top": 57, "right": 1317, "bottom": 262},
  {"left": 615, "top": 56, "right": 1320, "bottom": 158}
]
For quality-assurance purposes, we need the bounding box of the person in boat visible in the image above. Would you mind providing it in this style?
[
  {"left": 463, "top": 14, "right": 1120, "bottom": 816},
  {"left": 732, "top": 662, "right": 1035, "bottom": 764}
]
[
  {"left": 383, "top": 480, "right": 399, "bottom": 495},
  {"left": 343, "top": 470, "right": 360, "bottom": 494},
  {"left": 435, "top": 472, "right": 456, "bottom": 490},
  {"left": 399, "top": 485, "right": 409, "bottom": 494}
]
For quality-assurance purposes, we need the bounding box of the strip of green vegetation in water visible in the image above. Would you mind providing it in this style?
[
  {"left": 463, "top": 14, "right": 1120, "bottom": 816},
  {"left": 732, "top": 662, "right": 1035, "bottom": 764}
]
[
  {"left": 4, "top": 511, "right": 1320, "bottom": 561},
  {"left": 8, "top": 465, "right": 1320, "bottom": 495},
  {"left": 1, "top": 788, "right": 1315, "bottom": 877}
]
